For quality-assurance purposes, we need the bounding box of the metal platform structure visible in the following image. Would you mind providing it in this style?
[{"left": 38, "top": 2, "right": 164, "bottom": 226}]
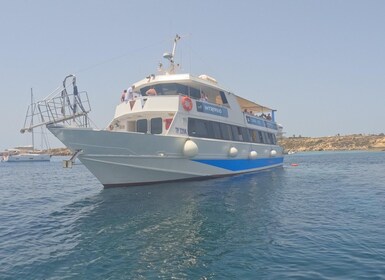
[{"left": 20, "top": 74, "right": 91, "bottom": 134}]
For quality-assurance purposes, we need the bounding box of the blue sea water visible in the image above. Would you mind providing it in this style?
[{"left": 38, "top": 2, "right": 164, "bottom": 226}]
[{"left": 1, "top": 151, "right": 385, "bottom": 279}]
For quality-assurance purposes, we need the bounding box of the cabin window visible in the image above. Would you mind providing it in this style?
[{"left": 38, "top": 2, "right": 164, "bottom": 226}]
[
  {"left": 231, "top": 126, "right": 240, "bottom": 141},
  {"left": 220, "top": 91, "right": 228, "bottom": 105},
  {"left": 188, "top": 118, "right": 207, "bottom": 137},
  {"left": 258, "top": 131, "right": 264, "bottom": 143},
  {"left": 219, "top": 123, "right": 231, "bottom": 140},
  {"left": 151, "top": 118, "right": 162, "bottom": 134},
  {"left": 249, "top": 129, "right": 257, "bottom": 143},
  {"left": 140, "top": 83, "right": 188, "bottom": 96},
  {"left": 267, "top": 133, "right": 276, "bottom": 144},
  {"left": 241, "top": 127, "right": 251, "bottom": 142},
  {"left": 189, "top": 87, "right": 201, "bottom": 99},
  {"left": 260, "top": 131, "right": 269, "bottom": 144},
  {"left": 271, "top": 133, "right": 277, "bottom": 144},
  {"left": 137, "top": 119, "right": 148, "bottom": 133},
  {"left": 188, "top": 117, "right": 274, "bottom": 145},
  {"left": 212, "top": 122, "right": 222, "bottom": 139}
]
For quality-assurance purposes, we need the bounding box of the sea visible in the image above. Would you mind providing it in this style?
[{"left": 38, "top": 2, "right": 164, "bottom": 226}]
[{"left": 1, "top": 151, "right": 385, "bottom": 279}]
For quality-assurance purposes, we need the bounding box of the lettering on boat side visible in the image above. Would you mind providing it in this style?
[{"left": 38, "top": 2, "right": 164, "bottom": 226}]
[
  {"left": 196, "top": 101, "right": 228, "bottom": 117},
  {"left": 246, "top": 116, "right": 278, "bottom": 130},
  {"left": 246, "top": 116, "right": 266, "bottom": 127},
  {"left": 175, "top": 127, "right": 188, "bottom": 134}
]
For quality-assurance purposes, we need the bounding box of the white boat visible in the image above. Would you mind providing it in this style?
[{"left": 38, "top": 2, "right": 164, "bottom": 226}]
[
  {"left": 20, "top": 35, "right": 283, "bottom": 186},
  {"left": 2, "top": 89, "right": 51, "bottom": 163},
  {"left": 1, "top": 147, "right": 51, "bottom": 162}
]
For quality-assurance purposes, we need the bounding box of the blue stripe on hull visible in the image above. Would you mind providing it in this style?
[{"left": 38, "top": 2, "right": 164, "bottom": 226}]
[{"left": 192, "top": 157, "right": 284, "bottom": 171}]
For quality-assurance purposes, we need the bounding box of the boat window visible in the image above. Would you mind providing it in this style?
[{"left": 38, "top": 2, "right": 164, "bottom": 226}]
[
  {"left": 137, "top": 119, "right": 148, "bottom": 133},
  {"left": 267, "top": 133, "right": 276, "bottom": 144},
  {"left": 219, "top": 123, "right": 231, "bottom": 140},
  {"left": 249, "top": 129, "right": 257, "bottom": 143},
  {"left": 259, "top": 131, "right": 269, "bottom": 144},
  {"left": 231, "top": 126, "right": 239, "bottom": 141},
  {"left": 189, "top": 87, "right": 201, "bottom": 99},
  {"left": 140, "top": 83, "right": 188, "bottom": 96},
  {"left": 188, "top": 117, "right": 276, "bottom": 145},
  {"left": 220, "top": 91, "right": 228, "bottom": 105},
  {"left": 271, "top": 133, "right": 277, "bottom": 144},
  {"left": 241, "top": 127, "right": 251, "bottom": 142},
  {"left": 258, "top": 131, "right": 264, "bottom": 143},
  {"left": 188, "top": 118, "right": 203, "bottom": 137},
  {"left": 204, "top": 121, "right": 214, "bottom": 138},
  {"left": 151, "top": 118, "right": 162, "bottom": 134},
  {"left": 212, "top": 122, "right": 222, "bottom": 139}
]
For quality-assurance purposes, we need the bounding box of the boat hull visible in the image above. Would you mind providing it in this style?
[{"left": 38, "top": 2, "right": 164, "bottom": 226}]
[
  {"left": 48, "top": 126, "right": 284, "bottom": 187},
  {"left": 2, "top": 154, "right": 51, "bottom": 162}
]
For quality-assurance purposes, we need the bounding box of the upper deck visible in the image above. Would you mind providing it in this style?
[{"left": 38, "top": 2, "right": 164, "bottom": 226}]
[{"left": 111, "top": 73, "right": 278, "bottom": 136}]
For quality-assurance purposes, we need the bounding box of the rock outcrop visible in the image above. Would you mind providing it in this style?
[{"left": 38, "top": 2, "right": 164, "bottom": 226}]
[{"left": 278, "top": 134, "right": 385, "bottom": 152}]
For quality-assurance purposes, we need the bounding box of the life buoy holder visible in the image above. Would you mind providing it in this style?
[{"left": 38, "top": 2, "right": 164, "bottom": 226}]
[{"left": 181, "top": 96, "right": 193, "bottom": 111}]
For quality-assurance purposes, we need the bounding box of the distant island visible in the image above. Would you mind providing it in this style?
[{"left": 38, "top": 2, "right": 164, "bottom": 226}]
[
  {"left": 278, "top": 134, "right": 385, "bottom": 153},
  {"left": 41, "top": 134, "right": 385, "bottom": 156}
]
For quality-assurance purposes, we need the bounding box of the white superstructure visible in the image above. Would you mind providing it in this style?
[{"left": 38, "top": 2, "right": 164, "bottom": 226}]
[{"left": 20, "top": 35, "right": 283, "bottom": 187}]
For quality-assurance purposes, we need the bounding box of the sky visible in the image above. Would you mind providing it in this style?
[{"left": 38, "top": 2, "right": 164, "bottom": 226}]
[{"left": 1, "top": 0, "right": 385, "bottom": 150}]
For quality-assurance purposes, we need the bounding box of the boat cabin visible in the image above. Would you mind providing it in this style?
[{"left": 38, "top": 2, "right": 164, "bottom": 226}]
[{"left": 108, "top": 73, "right": 279, "bottom": 146}]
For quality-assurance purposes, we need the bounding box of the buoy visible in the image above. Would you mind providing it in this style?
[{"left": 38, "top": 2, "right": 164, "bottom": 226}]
[
  {"left": 249, "top": 150, "right": 258, "bottom": 159},
  {"left": 181, "top": 96, "right": 193, "bottom": 111},
  {"left": 270, "top": 150, "right": 277, "bottom": 157},
  {"left": 183, "top": 140, "right": 198, "bottom": 157},
  {"left": 290, "top": 163, "right": 298, "bottom": 166},
  {"left": 228, "top": 147, "right": 238, "bottom": 157}
]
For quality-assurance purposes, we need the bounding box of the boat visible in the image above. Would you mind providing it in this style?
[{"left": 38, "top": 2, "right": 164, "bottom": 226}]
[
  {"left": 2, "top": 90, "right": 51, "bottom": 163},
  {"left": 20, "top": 35, "right": 283, "bottom": 186},
  {"left": 1, "top": 147, "right": 51, "bottom": 162}
]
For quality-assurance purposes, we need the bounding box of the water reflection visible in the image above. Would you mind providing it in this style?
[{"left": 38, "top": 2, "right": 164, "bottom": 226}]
[{"left": 52, "top": 168, "right": 288, "bottom": 278}]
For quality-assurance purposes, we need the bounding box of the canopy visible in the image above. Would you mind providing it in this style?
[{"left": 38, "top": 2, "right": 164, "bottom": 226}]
[{"left": 235, "top": 95, "right": 274, "bottom": 113}]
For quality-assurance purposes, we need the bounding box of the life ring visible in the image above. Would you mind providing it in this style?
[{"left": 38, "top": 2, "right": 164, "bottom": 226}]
[{"left": 181, "top": 96, "right": 193, "bottom": 111}]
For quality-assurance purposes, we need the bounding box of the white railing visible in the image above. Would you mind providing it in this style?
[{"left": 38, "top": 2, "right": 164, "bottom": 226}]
[{"left": 20, "top": 75, "right": 91, "bottom": 133}]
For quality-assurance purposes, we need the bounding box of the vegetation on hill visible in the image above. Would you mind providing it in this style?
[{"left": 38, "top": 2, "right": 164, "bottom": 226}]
[{"left": 278, "top": 134, "right": 385, "bottom": 152}]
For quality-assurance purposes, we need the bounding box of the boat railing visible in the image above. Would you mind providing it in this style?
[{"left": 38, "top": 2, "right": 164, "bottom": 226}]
[
  {"left": 244, "top": 112, "right": 278, "bottom": 131},
  {"left": 20, "top": 75, "right": 91, "bottom": 133}
]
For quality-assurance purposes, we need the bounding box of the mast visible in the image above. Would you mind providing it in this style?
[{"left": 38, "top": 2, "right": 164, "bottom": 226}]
[
  {"left": 161, "top": 34, "right": 181, "bottom": 74},
  {"left": 31, "top": 88, "right": 35, "bottom": 150}
]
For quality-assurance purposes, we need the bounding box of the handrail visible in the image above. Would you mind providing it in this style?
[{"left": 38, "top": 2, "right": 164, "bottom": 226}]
[{"left": 20, "top": 75, "right": 91, "bottom": 134}]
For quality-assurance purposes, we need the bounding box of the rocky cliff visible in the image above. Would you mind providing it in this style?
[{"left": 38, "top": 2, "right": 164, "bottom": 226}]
[{"left": 278, "top": 134, "right": 385, "bottom": 152}]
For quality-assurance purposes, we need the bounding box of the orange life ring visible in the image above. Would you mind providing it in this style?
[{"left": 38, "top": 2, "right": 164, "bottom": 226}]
[{"left": 181, "top": 96, "right": 193, "bottom": 111}]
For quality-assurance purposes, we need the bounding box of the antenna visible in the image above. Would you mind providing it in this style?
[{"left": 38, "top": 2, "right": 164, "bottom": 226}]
[
  {"left": 31, "top": 88, "right": 35, "bottom": 150},
  {"left": 161, "top": 34, "right": 181, "bottom": 74}
]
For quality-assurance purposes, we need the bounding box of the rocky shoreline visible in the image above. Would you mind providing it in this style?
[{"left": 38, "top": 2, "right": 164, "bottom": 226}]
[
  {"left": 42, "top": 134, "right": 385, "bottom": 156},
  {"left": 278, "top": 134, "right": 385, "bottom": 153}
]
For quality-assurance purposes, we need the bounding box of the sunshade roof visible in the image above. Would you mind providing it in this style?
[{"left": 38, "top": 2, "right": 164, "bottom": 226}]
[{"left": 235, "top": 95, "right": 274, "bottom": 112}]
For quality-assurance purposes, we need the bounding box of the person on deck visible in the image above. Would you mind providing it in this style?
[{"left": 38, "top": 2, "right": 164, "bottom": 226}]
[
  {"left": 200, "top": 92, "right": 208, "bottom": 101},
  {"left": 125, "top": 85, "right": 135, "bottom": 101},
  {"left": 120, "top": 89, "right": 127, "bottom": 102},
  {"left": 146, "top": 87, "right": 157, "bottom": 96}
]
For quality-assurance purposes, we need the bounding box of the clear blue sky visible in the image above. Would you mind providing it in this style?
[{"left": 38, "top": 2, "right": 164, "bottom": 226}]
[{"left": 1, "top": 0, "right": 385, "bottom": 150}]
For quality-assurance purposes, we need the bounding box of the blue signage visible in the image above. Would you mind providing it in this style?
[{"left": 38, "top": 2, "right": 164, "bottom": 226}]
[
  {"left": 246, "top": 115, "right": 266, "bottom": 127},
  {"left": 245, "top": 116, "right": 278, "bottom": 130},
  {"left": 196, "top": 101, "right": 228, "bottom": 117}
]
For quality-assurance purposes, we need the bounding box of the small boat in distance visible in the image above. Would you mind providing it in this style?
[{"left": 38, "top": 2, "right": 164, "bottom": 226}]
[
  {"left": 1, "top": 146, "right": 51, "bottom": 162},
  {"left": 20, "top": 35, "right": 283, "bottom": 186},
  {"left": 2, "top": 89, "right": 51, "bottom": 163}
]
